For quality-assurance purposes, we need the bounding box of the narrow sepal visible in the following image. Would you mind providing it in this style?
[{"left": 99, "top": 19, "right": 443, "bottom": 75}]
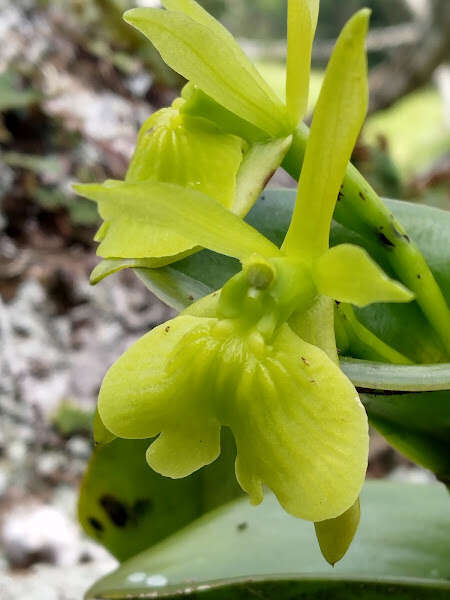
[
  {"left": 74, "top": 180, "right": 279, "bottom": 261},
  {"left": 283, "top": 9, "right": 370, "bottom": 258},
  {"left": 286, "top": 0, "right": 319, "bottom": 126}
]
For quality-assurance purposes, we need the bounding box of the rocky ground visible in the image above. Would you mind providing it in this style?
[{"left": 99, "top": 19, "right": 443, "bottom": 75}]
[{"left": 0, "top": 243, "right": 174, "bottom": 598}]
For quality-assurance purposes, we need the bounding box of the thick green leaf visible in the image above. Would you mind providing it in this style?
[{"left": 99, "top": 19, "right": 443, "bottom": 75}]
[
  {"left": 78, "top": 431, "right": 241, "bottom": 562},
  {"left": 362, "top": 390, "right": 450, "bottom": 480},
  {"left": 369, "top": 416, "right": 449, "bottom": 484},
  {"left": 342, "top": 359, "right": 450, "bottom": 392},
  {"left": 86, "top": 481, "right": 450, "bottom": 599}
]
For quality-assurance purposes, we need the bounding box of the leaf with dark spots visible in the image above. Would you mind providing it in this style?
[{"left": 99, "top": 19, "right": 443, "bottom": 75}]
[
  {"left": 100, "top": 494, "right": 129, "bottom": 528},
  {"left": 86, "top": 482, "right": 450, "bottom": 600},
  {"left": 132, "top": 498, "right": 153, "bottom": 521},
  {"left": 79, "top": 434, "right": 241, "bottom": 562}
]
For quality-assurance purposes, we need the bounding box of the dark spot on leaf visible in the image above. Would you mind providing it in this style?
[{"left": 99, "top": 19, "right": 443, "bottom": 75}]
[
  {"left": 88, "top": 517, "right": 104, "bottom": 534},
  {"left": 391, "top": 223, "right": 410, "bottom": 243},
  {"left": 359, "top": 192, "right": 366, "bottom": 201},
  {"left": 100, "top": 494, "right": 128, "bottom": 527},
  {"left": 132, "top": 498, "right": 153, "bottom": 520},
  {"left": 377, "top": 233, "right": 395, "bottom": 248},
  {"left": 417, "top": 274, "right": 421, "bottom": 279},
  {"left": 165, "top": 326, "right": 170, "bottom": 333},
  {"left": 301, "top": 356, "right": 310, "bottom": 366},
  {"left": 237, "top": 522, "right": 248, "bottom": 531}
]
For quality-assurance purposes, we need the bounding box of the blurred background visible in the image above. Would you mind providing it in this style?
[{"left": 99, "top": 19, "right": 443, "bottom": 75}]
[{"left": 0, "top": 0, "right": 449, "bottom": 597}]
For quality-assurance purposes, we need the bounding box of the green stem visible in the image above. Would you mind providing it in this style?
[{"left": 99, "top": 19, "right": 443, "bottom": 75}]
[
  {"left": 282, "top": 124, "right": 450, "bottom": 359},
  {"left": 335, "top": 303, "right": 413, "bottom": 365}
]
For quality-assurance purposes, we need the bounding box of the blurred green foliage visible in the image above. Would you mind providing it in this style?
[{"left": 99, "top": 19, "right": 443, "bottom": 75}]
[
  {"left": 0, "top": 72, "right": 40, "bottom": 113},
  {"left": 52, "top": 401, "right": 94, "bottom": 437},
  {"left": 201, "top": 0, "right": 410, "bottom": 40}
]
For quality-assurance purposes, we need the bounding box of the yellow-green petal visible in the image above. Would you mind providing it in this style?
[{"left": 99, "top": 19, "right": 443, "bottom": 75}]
[
  {"left": 99, "top": 310, "right": 368, "bottom": 520},
  {"left": 314, "top": 498, "right": 361, "bottom": 566},
  {"left": 126, "top": 108, "right": 243, "bottom": 209},
  {"left": 163, "top": 0, "right": 284, "bottom": 109},
  {"left": 146, "top": 419, "right": 221, "bottom": 478},
  {"left": 224, "top": 324, "right": 369, "bottom": 522},
  {"left": 74, "top": 180, "right": 279, "bottom": 261},
  {"left": 313, "top": 244, "right": 415, "bottom": 307},
  {"left": 98, "top": 315, "right": 214, "bottom": 439},
  {"left": 124, "top": 8, "right": 290, "bottom": 137},
  {"left": 286, "top": 0, "right": 319, "bottom": 126},
  {"left": 283, "top": 9, "right": 370, "bottom": 259}
]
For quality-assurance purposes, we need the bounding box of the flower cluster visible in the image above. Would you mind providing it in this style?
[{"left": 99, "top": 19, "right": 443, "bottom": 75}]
[{"left": 76, "top": 0, "right": 414, "bottom": 563}]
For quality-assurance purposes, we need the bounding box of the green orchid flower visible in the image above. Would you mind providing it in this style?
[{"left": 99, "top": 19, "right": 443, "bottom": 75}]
[
  {"left": 82, "top": 10, "right": 414, "bottom": 540},
  {"left": 75, "top": 0, "right": 319, "bottom": 273},
  {"left": 90, "top": 100, "right": 245, "bottom": 266}
]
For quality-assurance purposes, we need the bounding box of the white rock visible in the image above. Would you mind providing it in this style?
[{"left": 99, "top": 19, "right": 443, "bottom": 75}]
[{"left": 1, "top": 504, "right": 80, "bottom": 568}]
